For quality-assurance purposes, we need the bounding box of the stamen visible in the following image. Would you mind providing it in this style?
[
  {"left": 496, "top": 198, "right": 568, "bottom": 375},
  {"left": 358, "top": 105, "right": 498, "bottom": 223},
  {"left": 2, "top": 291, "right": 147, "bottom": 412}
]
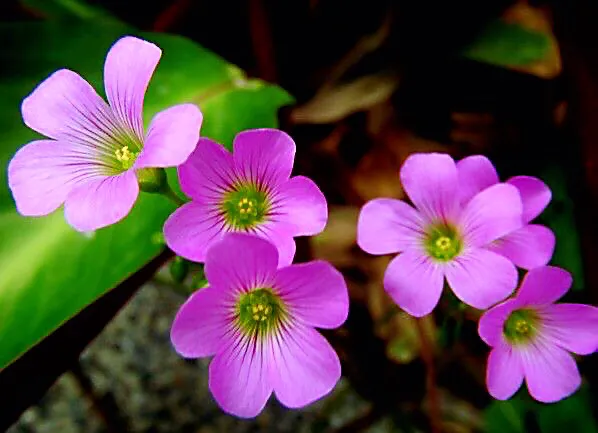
[
  {"left": 222, "top": 184, "right": 270, "bottom": 230},
  {"left": 236, "top": 288, "right": 286, "bottom": 338},
  {"left": 503, "top": 309, "right": 539, "bottom": 344},
  {"left": 115, "top": 145, "right": 138, "bottom": 170},
  {"left": 424, "top": 225, "right": 462, "bottom": 261}
]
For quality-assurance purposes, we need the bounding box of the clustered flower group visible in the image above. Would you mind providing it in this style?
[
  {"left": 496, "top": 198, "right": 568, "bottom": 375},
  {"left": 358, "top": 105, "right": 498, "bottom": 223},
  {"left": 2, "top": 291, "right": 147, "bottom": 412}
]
[{"left": 8, "top": 35, "right": 598, "bottom": 418}]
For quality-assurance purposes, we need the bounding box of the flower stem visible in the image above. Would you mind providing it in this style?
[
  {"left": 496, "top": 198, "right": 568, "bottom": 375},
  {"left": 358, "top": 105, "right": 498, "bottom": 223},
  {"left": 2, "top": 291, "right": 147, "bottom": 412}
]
[
  {"left": 163, "top": 187, "right": 185, "bottom": 206},
  {"left": 415, "top": 317, "right": 441, "bottom": 433}
]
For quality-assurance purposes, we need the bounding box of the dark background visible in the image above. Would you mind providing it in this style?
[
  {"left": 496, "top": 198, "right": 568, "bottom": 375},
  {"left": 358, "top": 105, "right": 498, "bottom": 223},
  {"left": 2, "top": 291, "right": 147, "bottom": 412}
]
[{"left": 1, "top": 0, "right": 598, "bottom": 431}]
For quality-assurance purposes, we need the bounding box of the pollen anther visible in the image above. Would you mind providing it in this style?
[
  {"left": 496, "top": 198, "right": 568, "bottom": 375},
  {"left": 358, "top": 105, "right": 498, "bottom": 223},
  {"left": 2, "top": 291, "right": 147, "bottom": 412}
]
[
  {"left": 236, "top": 288, "right": 286, "bottom": 337},
  {"left": 115, "top": 145, "right": 138, "bottom": 170}
]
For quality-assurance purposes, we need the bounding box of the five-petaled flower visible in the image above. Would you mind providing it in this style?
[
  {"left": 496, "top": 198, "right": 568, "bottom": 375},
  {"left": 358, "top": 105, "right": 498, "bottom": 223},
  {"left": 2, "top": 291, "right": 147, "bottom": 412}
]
[
  {"left": 479, "top": 266, "right": 598, "bottom": 403},
  {"left": 163, "top": 129, "right": 327, "bottom": 266},
  {"left": 8, "top": 36, "right": 203, "bottom": 232},
  {"left": 170, "top": 234, "right": 349, "bottom": 418},
  {"left": 457, "top": 155, "right": 555, "bottom": 269},
  {"left": 357, "top": 153, "right": 524, "bottom": 317}
]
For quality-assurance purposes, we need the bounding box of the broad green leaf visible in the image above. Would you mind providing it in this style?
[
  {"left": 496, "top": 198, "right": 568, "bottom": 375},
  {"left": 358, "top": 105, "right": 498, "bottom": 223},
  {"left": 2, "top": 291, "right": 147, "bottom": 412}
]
[
  {"left": 462, "top": 20, "right": 550, "bottom": 68},
  {"left": 19, "top": 0, "right": 114, "bottom": 21},
  {"left": 201, "top": 78, "right": 292, "bottom": 150},
  {"left": 484, "top": 395, "right": 527, "bottom": 433},
  {"left": 0, "top": 20, "right": 292, "bottom": 369},
  {"left": 460, "top": 3, "right": 561, "bottom": 79},
  {"left": 535, "top": 387, "right": 598, "bottom": 433},
  {"left": 484, "top": 389, "right": 598, "bottom": 433}
]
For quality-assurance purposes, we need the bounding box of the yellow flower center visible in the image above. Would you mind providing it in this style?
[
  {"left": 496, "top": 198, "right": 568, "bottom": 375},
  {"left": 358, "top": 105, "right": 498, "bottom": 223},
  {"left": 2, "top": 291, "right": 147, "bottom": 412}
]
[
  {"left": 424, "top": 224, "right": 462, "bottom": 261},
  {"left": 435, "top": 236, "right": 452, "bottom": 251},
  {"left": 235, "top": 288, "right": 286, "bottom": 338},
  {"left": 504, "top": 309, "right": 539, "bottom": 344},
  {"left": 115, "top": 145, "right": 138, "bottom": 170},
  {"left": 222, "top": 185, "right": 270, "bottom": 230}
]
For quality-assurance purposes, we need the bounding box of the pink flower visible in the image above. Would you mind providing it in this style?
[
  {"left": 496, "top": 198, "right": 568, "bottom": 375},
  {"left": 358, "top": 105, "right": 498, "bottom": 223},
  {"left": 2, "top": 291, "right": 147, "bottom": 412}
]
[
  {"left": 479, "top": 266, "right": 598, "bottom": 403},
  {"left": 357, "top": 153, "right": 524, "bottom": 317},
  {"left": 170, "top": 234, "right": 348, "bottom": 418},
  {"left": 8, "top": 36, "right": 202, "bottom": 232},
  {"left": 457, "top": 155, "right": 555, "bottom": 269},
  {"left": 163, "top": 129, "right": 327, "bottom": 266}
]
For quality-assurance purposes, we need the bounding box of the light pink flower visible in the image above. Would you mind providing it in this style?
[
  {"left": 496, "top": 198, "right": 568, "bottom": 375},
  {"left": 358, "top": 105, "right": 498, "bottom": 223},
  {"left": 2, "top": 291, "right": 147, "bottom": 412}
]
[
  {"left": 163, "top": 129, "right": 327, "bottom": 266},
  {"left": 479, "top": 266, "right": 598, "bottom": 403},
  {"left": 357, "top": 153, "right": 524, "bottom": 316},
  {"left": 457, "top": 155, "right": 555, "bottom": 269},
  {"left": 8, "top": 36, "right": 202, "bottom": 231},
  {"left": 170, "top": 234, "right": 348, "bottom": 418}
]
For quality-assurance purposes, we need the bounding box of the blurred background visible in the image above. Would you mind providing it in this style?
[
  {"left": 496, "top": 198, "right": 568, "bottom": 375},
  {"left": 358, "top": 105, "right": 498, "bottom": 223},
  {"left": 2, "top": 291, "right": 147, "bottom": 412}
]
[{"left": 1, "top": 0, "right": 597, "bottom": 431}]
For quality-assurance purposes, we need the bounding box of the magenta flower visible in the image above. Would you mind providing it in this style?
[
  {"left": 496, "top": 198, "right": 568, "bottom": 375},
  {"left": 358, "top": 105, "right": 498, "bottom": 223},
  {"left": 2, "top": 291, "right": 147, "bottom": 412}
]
[
  {"left": 479, "top": 266, "right": 598, "bottom": 403},
  {"left": 163, "top": 129, "right": 327, "bottom": 266},
  {"left": 170, "top": 234, "right": 348, "bottom": 418},
  {"left": 457, "top": 155, "right": 555, "bottom": 269},
  {"left": 8, "top": 36, "right": 202, "bottom": 232},
  {"left": 357, "top": 153, "right": 523, "bottom": 317}
]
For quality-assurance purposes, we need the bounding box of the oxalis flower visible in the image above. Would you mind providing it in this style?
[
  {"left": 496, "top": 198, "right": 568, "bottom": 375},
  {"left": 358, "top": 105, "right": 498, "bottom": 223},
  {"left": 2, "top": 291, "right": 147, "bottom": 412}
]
[
  {"left": 479, "top": 266, "right": 598, "bottom": 403},
  {"left": 457, "top": 155, "right": 555, "bottom": 269},
  {"left": 357, "top": 153, "right": 524, "bottom": 317},
  {"left": 8, "top": 36, "right": 202, "bottom": 232},
  {"left": 163, "top": 129, "right": 327, "bottom": 266},
  {"left": 170, "top": 234, "right": 349, "bottom": 418}
]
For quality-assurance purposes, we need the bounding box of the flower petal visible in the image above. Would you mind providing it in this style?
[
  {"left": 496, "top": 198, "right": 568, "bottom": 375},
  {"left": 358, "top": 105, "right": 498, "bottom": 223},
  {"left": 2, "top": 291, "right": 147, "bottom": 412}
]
[
  {"left": 8, "top": 140, "right": 103, "bottom": 216},
  {"left": 274, "top": 261, "right": 349, "bottom": 329},
  {"left": 163, "top": 202, "right": 227, "bottom": 263},
  {"left": 252, "top": 221, "right": 297, "bottom": 267},
  {"left": 459, "top": 183, "right": 523, "bottom": 247},
  {"left": 64, "top": 170, "right": 139, "bottom": 232},
  {"left": 170, "top": 286, "right": 232, "bottom": 358},
  {"left": 540, "top": 303, "right": 598, "bottom": 355},
  {"left": 233, "top": 129, "right": 295, "bottom": 188},
  {"left": 383, "top": 250, "right": 444, "bottom": 317},
  {"left": 21, "top": 69, "right": 117, "bottom": 147},
  {"left": 209, "top": 334, "right": 273, "bottom": 418},
  {"left": 478, "top": 299, "right": 520, "bottom": 346},
  {"left": 456, "top": 155, "right": 499, "bottom": 205},
  {"left": 515, "top": 266, "right": 572, "bottom": 306},
  {"left": 486, "top": 343, "right": 524, "bottom": 400},
  {"left": 507, "top": 176, "right": 551, "bottom": 223},
  {"left": 399, "top": 153, "right": 459, "bottom": 222},
  {"left": 178, "top": 138, "right": 235, "bottom": 201},
  {"left": 357, "top": 198, "right": 425, "bottom": 255},
  {"left": 104, "top": 36, "right": 161, "bottom": 138},
  {"left": 520, "top": 340, "right": 581, "bottom": 403},
  {"left": 271, "top": 325, "right": 341, "bottom": 408},
  {"left": 271, "top": 176, "right": 328, "bottom": 237},
  {"left": 205, "top": 233, "right": 278, "bottom": 292},
  {"left": 446, "top": 247, "right": 517, "bottom": 309},
  {"left": 489, "top": 224, "right": 555, "bottom": 270},
  {"left": 135, "top": 103, "right": 202, "bottom": 169}
]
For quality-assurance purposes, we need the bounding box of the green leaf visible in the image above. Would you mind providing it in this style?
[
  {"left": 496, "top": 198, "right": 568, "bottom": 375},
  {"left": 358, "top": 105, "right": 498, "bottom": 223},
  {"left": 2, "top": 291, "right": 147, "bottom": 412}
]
[
  {"left": 201, "top": 78, "right": 292, "bottom": 151},
  {"left": 535, "top": 387, "right": 598, "bottom": 433},
  {"left": 19, "top": 0, "right": 113, "bottom": 21},
  {"left": 462, "top": 20, "right": 551, "bottom": 68},
  {"left": 484, "top": 388, "right": 598, "bottom": 433},
  {"left": 484, "top": 395, "right": 527, "bottom": 433},
  {"left": 0, "top": 20, "right": 292, "bottom": 369}
]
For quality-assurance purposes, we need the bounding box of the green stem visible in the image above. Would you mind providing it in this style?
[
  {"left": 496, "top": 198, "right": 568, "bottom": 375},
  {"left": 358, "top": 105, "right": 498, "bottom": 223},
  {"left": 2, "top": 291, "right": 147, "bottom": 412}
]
[{"left": 162, "top": 186, "right": 185, "bottom": 206}]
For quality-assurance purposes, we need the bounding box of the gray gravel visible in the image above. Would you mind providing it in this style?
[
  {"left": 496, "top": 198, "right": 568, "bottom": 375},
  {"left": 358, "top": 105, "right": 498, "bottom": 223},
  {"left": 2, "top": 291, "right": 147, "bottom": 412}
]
[{"left": 8, "top": 284, "right": 378, "bottom": 433}]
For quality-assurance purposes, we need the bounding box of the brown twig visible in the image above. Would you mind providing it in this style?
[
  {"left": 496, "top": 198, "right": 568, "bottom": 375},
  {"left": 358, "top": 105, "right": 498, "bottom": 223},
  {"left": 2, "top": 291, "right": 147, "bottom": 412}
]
[
  {"left": 152, "top": 0, "right": 191, "bottom": 32},
  {"left": 415, "top": 317, "right": 441, "bottom": 433}
]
